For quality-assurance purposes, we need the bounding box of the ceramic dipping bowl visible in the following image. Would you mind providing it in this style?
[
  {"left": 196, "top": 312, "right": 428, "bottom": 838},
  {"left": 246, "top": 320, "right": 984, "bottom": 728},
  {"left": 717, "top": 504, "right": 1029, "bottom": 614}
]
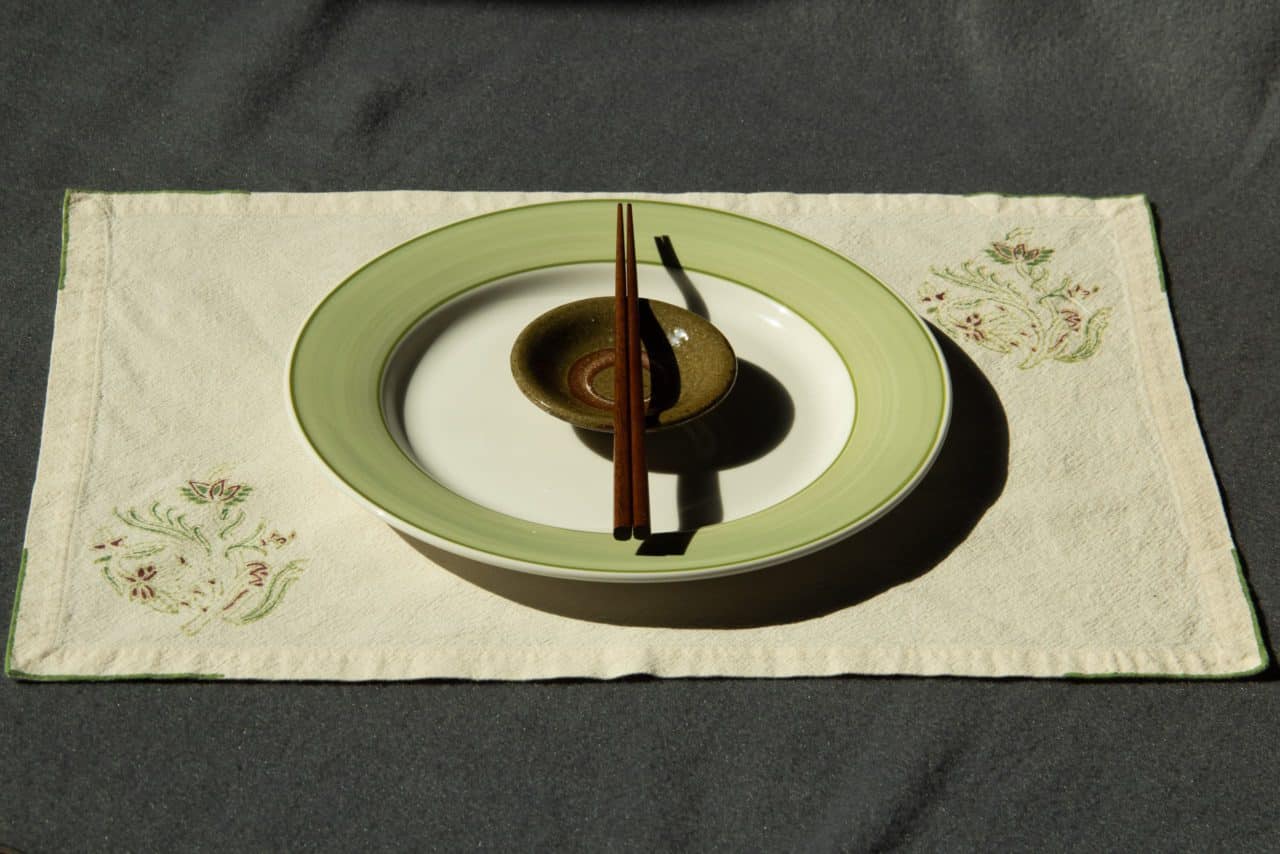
[{"left": 510, "top": 297, "right": 737, "bottom": 432}]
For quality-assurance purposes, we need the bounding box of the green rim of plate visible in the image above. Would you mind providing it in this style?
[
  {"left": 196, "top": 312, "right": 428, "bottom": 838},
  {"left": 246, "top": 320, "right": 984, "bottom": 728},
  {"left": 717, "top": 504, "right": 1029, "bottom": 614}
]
[{"left": 288, "top": 199, "right": 950, "bottom": 579}]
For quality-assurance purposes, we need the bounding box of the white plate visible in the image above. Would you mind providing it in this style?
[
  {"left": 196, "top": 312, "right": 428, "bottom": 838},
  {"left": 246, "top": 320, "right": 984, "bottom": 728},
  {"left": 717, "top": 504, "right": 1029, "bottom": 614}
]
[{"left": 383, "top": 263, "right": 856, "bottom": 533}]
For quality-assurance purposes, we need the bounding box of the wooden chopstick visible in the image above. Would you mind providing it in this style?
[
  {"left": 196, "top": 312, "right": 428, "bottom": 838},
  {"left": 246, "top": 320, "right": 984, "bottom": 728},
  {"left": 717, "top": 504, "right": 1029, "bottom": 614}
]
[
  {"left": 611, "top": 204, "right": 652, "bottom": 541},
  {"left": 612, "top": 204, "right": 632, "bottom": 540},
  {"left": 624, "top": 204, "right": 651, "bottom": 539}
]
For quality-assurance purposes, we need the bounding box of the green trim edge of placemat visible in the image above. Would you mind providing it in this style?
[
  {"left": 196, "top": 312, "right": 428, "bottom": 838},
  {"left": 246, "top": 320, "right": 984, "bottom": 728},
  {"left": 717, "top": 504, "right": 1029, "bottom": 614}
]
[
  {"left": 1232, "top": 547, "right": 1271, "bottom": 673},
  {"left": 962, "top": 191, "right": 1141, "bottom": 200},
  {"left": 55, "top": 189, "right": 70, "bottom": 291},
  {"left": 1063, "top": 547, "right": 1269, "bottom": 680},
  {"left": 1142, "top": 198, "right": 1169, "bottom": 293},
  {"left": 5, "top": 548, "right": 224, "bottom": 682},
  {"left": 3, "top": 548, "right": 27, "bottom": 676}
]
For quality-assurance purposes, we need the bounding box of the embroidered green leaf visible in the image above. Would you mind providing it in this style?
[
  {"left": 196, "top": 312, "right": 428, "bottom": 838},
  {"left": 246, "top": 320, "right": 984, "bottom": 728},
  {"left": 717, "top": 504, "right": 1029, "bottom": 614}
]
[
  {"left": 224, "top": 485, "right": 252, "bottom": 508},
  {"left": 180, "top": 486, "right": 208, "bottom": 505},
  {"left": 122, "top": 544, "right": 165, "bottom": 560},
  {"left": 218, "top": 510, "right": 246, "bottom": 539},
  {"left": 181, "top": 608, "right": 215, "bottom": 636},
  {"left": 224, "top": 521, "right": 268, "bottom": 559},
  {"left": 115, "top": 504, "right": 211, "bottom": 553}
]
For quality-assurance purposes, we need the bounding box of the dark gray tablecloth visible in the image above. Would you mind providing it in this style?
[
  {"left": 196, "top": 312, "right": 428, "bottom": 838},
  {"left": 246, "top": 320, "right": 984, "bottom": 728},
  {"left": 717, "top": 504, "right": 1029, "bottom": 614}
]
[{"left": 3, "top": 2, "right": 1277, "bottom": 850}]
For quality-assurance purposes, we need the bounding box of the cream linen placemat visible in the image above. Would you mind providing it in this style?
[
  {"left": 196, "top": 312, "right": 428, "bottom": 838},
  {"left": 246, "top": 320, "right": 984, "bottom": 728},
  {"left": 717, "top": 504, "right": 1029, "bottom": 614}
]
[{"left": 6, "top": 190, "right": 1266, "bottom": 680}]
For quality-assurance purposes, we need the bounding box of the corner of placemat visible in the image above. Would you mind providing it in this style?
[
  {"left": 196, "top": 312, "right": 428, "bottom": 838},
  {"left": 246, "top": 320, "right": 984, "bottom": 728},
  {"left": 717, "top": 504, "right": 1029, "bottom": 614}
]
[
  {"left": 6, "top": 544, "right": 227, "bottom": 682},
  {"left": 1230, "top": 547, "right": 1272, "bottom": 676}
]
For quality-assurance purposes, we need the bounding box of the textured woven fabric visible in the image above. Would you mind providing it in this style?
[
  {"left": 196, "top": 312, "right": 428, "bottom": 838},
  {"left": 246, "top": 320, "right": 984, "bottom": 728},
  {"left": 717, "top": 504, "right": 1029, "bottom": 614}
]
[{"left": 7, "top": 190, "right": 1264, "bottom": 680}]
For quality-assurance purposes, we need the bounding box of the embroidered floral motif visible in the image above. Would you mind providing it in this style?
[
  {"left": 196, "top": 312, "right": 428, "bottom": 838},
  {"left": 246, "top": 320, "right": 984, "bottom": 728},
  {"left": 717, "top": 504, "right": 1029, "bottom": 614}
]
[
  {"left": 93, "top": 475, "right": 306, "bottom": 635},
  {"left": 920, "top": 228, "right": 1112, "bottom": 368}
]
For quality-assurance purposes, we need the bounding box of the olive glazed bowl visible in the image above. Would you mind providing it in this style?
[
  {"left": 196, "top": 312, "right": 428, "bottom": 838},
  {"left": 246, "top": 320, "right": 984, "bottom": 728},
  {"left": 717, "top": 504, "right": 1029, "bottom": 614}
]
[{"left": 510, "top": 296, "right": 737, "bottom": 432}]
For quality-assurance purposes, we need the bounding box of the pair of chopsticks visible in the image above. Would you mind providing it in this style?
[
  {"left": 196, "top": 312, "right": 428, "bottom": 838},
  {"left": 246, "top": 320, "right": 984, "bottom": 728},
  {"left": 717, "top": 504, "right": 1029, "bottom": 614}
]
[{"left": 613, "top": 203, "right": 651, "bottom": 540}]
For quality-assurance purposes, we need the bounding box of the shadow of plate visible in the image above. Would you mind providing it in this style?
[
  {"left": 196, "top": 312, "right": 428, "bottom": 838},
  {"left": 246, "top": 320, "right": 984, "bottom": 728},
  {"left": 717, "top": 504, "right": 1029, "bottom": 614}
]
[{"left": 399, "top": 332, "right": 1007, "bottom": 628}]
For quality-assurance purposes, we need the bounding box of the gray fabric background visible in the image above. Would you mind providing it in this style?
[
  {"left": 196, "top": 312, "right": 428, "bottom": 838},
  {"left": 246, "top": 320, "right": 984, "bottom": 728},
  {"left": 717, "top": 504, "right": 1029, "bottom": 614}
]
[{"left": 2, "top": 1, "right": 1277, "bottom": 850}]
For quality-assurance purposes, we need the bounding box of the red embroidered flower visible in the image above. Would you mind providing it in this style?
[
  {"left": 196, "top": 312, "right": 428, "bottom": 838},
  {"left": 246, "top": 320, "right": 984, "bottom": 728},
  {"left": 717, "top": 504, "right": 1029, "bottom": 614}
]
[
  {"left": 1060, "top": 308, "right": 1083, "bottom": 330},
  {"left": 259, "top": 530, "right": 295, "bottom": 549},
  {"left": 124, "top": 565, "right": 158, "bottom": 600},
  {"left": 955, "top": 313, "right": 986, "bottom": 342},
  {"left": 985, "top": 236, "right": 1053, "bottom": 269},
  {"left": 246, "top": 561, "right": 270, "bottom": 587}
]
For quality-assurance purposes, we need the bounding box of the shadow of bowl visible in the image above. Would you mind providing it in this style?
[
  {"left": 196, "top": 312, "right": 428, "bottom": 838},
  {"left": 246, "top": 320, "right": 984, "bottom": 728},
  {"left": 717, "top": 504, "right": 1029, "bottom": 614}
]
[{"left": 572, "top": 358, "right": 794, "bottom": 474}]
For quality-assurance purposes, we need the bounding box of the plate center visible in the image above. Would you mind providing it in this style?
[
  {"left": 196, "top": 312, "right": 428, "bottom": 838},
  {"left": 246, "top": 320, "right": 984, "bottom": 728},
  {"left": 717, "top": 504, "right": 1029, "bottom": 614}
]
[{"left": 382, "top": 263, "right": 855, "bottom": 534}]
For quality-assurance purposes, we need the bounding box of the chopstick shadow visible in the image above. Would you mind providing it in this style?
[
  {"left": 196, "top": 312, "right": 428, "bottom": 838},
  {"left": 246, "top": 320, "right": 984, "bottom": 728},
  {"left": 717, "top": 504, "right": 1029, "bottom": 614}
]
[
  {"left": 635, "top": 234, "right": 712, "bottom": 555},
  {"left": 655, "top": 234, "right": 709, "bottom": 318},
  {"left": 572, "top": 357, "right": 794, "bottom": 536},
  {"left": 634, "top": 298, "right": 682, "bottom": 418},
  {"left": 397, "top": 331, "right": 1009, "bottom": 628}
]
